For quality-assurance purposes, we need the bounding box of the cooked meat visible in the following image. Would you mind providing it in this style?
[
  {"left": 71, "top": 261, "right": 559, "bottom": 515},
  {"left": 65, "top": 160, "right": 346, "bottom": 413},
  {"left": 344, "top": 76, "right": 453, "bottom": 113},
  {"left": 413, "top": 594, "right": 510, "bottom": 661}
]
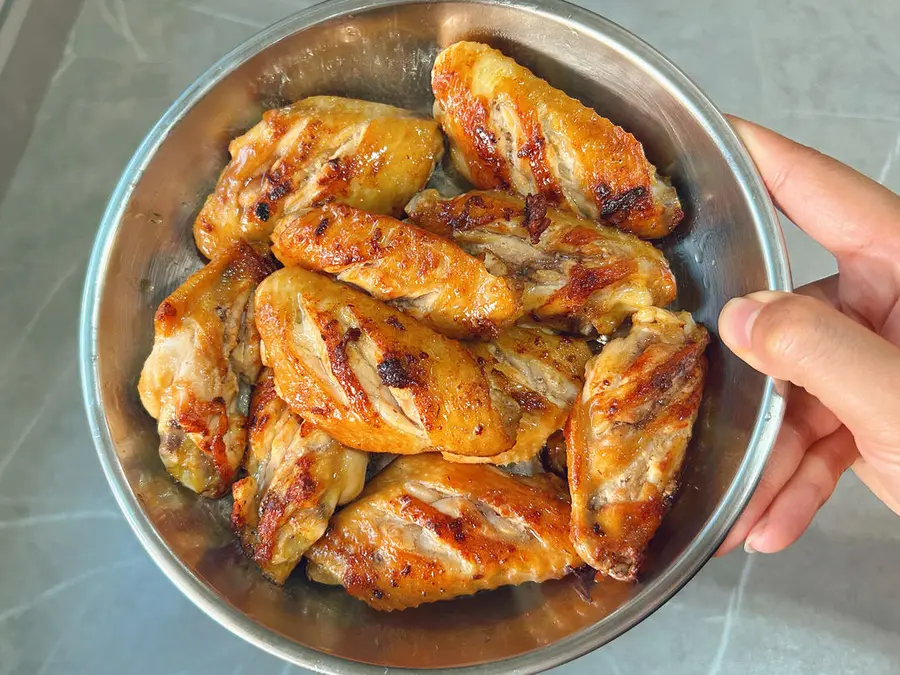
[
  {"left": 405, "top": 190, "right": 676, "bottom": 335},
  {"left": 443, "top": 325, "right": 590, "bottom": 465},
  {"left": 269, "top": 202, "right": 522, "bottom": 339},
  {"left": 254, "top": 267, "right": 515, "bottom": 457},
  {"left": 138, "top": 241, "right": 275, "bottom": 497},
  {"left": 431, "top": 42, "right": 682, "bottom": 239},
  {"left": 193, "top": 96, "right": 444, "bottom": 259},
  {"left": 231, "top": 369, "right": 367, "bottom": 583},
  {"left": 566, "top": 308, "right": 708, "bottom": 581},
  {"left": 305, "top": 454, "right": 580, "bottom": 610}
]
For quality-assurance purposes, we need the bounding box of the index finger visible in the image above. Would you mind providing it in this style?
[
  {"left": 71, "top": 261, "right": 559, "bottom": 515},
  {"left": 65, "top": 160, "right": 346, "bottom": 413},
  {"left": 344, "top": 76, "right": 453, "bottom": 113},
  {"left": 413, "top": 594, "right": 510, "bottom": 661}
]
[{"left": 729, "top": 116, "right": 900, "bottom": 260}]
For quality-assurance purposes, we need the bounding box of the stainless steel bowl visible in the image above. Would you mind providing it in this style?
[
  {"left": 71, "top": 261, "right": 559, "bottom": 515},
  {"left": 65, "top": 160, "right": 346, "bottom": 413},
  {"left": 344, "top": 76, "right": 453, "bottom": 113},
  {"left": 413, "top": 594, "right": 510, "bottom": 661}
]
[{"left": 80, "top": 0, "right": 790, "bottom": 672}]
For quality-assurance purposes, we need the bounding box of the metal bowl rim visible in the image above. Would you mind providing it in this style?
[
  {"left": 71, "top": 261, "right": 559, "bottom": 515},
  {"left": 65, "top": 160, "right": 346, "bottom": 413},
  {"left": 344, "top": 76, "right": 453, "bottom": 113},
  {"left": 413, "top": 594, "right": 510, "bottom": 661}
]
[{"left": 79, "top": 0, "right": 791, "bottom": 673}]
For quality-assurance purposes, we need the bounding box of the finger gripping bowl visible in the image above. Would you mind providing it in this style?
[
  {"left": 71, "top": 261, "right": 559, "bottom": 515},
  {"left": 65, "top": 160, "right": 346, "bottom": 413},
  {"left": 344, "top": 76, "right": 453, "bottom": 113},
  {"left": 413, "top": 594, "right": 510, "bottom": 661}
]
[{"left": 80, "top": 0, "right": 790, "bottom": 672}]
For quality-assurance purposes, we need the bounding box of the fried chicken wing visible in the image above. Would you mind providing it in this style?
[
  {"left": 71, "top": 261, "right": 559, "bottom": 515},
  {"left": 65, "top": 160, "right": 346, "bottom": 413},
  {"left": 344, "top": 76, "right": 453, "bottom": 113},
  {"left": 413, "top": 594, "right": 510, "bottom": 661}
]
[
  {"left": 138, "top": 241, "right": 275, "bottom": 497},
  {"left": 305, "top": 454, "right": 580, "bottom": 610},
  {"left": 231, "top": 369, "right": 367, "bottom": 583},
  {"left": 432, "top": 42, "right": 682, "bottom": 239},
  {"left": 269, "top": 202, "right": 522, "bottom": 339},
  {"left": 194, "top": 96, "right": 444, "bottom": 259},
  {"left": 566, "top": 308, "right": 708, "bottom": 581},
  {"left": 406, "top": 190, "right": 676, "bottom": 335},
  {"left": 254, "top": 267, "right": 515, "bottom": 457},
  {"left": 443, "top": 326, "right": 590, "bottom": 465}
]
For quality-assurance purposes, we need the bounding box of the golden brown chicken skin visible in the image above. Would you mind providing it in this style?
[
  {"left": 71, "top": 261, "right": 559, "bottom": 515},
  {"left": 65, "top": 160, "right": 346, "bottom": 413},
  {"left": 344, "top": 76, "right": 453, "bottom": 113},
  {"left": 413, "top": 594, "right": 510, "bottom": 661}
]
[
  {"left": 193, "top": 96, "right": 444, "bottom": 259},
  {"left": 566, "top": 308, "right": 708, "bottom": 581},
  {"left": 231, "top": 369, "right": 367, "bottom": 583},
  {"left": 270, "top": 202, "right": 522, "bottom": 339},
  {"left": 432, "top": 42, "right": 682, "bottom": 239},
  {"left": 254, "top": 267, "right": 515, "bottom": 457},
  {"left": 138, "top": 241, "right": 275, "bottom": 497},
  {"left": 305, "top": 454, "right": 581, "bottom": 610},
  {"left": 406, "top": 190, "right": 676, "bottom": 335},
  {"left": 443, "top": 326, "right": 590, "bottom": 465}
]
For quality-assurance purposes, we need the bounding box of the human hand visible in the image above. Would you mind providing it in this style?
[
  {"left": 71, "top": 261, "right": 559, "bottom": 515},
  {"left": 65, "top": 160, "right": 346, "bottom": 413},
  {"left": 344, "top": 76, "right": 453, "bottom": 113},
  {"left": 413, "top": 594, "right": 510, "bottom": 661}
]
[{"left": 716, "top": 117, "right": 900, "bottom": 556}]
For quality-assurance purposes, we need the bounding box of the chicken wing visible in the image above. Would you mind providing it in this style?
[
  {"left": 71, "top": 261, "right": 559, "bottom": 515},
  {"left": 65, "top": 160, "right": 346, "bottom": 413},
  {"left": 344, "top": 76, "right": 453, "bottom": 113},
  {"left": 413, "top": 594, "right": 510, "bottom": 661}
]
[
  {"left": 194, "top": 96, "right": 444, "bottom": 259},
  {"left": 231, "top": 369, "right": 367, "bottom": 583},
  {"left": 269, "top": 202, "right": 522, "bottom": 339},
  {"left": 405, "top": 190, "right": 676, "bottom": 335},
  {"left": 443, "top": 325, "right": 590, "bottom": 465},
  {"left": 566, "top": 307, "right": 708, "bottom": 581},
  {"left": 138, "top": 241, "right": 275, "bottom": 497},
  {"left": 432, "top": 42, "right": 682, "bottom": 239},
  {"left": 305, "top": 454, "right": 580, "bottom": 610},
  {"left": 254, "top": 267, "right": 515, "bottom": 457}
]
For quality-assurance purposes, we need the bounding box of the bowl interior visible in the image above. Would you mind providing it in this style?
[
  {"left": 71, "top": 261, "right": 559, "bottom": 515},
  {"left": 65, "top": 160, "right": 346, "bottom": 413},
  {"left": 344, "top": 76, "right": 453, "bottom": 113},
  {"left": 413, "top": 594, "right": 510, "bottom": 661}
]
[{"left": 85, "top": 0, "right": 786, "bottom": 672}]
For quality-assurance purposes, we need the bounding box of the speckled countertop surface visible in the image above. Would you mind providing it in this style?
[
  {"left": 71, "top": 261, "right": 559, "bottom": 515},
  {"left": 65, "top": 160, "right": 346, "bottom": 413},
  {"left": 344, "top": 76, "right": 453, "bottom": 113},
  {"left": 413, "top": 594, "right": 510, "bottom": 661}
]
[{"left": 1, "top": 1, "right": 898, "bottom": 673}]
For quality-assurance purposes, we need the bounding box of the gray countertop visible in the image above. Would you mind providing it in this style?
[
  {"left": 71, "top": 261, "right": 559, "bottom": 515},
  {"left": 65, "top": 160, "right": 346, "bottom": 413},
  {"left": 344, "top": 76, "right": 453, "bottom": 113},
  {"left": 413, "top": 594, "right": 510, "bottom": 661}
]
[{"left": 1, "top": 0, "right": 898, "bottom": 673}]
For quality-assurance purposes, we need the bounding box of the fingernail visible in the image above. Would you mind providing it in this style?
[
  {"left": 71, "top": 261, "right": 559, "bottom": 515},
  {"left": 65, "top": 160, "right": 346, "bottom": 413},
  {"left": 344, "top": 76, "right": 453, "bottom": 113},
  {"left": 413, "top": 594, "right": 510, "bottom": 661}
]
[
  {"left": 720, "top": 297, "right": 763, "bottom": 351},
  {"left": 744, "top": 514, "right": 768, "bottom": 554}
]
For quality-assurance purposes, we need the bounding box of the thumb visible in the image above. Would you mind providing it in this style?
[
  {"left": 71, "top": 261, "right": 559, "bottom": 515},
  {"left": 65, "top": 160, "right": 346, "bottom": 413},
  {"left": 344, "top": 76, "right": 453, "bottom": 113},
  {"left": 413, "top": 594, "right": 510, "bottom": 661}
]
[{"left": 718, "top": 291, "right": 900, "bottom": 452}]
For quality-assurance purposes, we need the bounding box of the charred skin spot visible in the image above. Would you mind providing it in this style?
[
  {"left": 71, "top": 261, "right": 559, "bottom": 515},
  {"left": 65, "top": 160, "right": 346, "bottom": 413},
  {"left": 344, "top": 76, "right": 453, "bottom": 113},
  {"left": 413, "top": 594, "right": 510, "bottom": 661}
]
[
  {"left": 445, "top": 194, "right": 489, "bottom": 232},
  {"left": 557, "top": 262, "right": 637, "bottom": 309},
  {"left": 265, "top": 179, "right": 290, "bottom": 203},
  {"left": 385, "top": 316, "right": 405, "bottom": 331},
  {"left": 592, "top": 522, "right": 605, "bottom": 536},
  {"left": 377, "top": 356, "right": 418, "bottom": 389},
  {"left": 372, "top": 588, "right": 384, "bottom": 600},
  {"left": 596, "top": 185, "right": 648, "bottom": 218},
  {"left": 254, "top": 201, "right": 271, "bottom": 222},
  {"left": 511, "top": 389, "right": 547, "bottom": 412},
  {"left": 448, "top": 518, "right": 467, "bottom": 543},
  {"left": 523, "top": 193, "right": 551, "bottom": 244},
  {"left": 322, "top": 321, "right": 374, "bottom": 420},
  {"left": 314, "top": 217, "right": 329, "bottom": 237},
  {"left": 474, "top": 424, "right": 484, "bottom": 436},
  {"left": 463, "top": 315, "right": 500, "bottom": 339}
]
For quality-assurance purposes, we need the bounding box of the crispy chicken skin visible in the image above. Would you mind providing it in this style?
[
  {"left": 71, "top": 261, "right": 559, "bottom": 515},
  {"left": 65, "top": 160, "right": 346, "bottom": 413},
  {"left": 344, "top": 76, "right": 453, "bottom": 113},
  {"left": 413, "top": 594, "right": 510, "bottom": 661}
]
[
  {"left": 305, "top": 454, "right": 580, "bottom": 610},
  {"left": 231, "top": 369, "right": 367, "bottom": 583},
  {"left": 443, "top": 326, "right": 590, "bottom": 465},
  {"left": 431, "top": 42, "right": 682, "bottom": 239},
  {"left": 566, "top": 307, "right": 708, "bottom": 581},
  {"left": 254, "top": 267, "right": 515, "bottom": 457},
  {"left": 406, "top": 190, "right": 676, "bottom": 335},
  {"left": 270, "top": 202, "right": 521, "bottom": 339},
  {"left": 138, "top": 241, "right": 275, "bottom": 497},
  {"left": 193, "top": 96, "right": 444, "bottom": 259}
]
